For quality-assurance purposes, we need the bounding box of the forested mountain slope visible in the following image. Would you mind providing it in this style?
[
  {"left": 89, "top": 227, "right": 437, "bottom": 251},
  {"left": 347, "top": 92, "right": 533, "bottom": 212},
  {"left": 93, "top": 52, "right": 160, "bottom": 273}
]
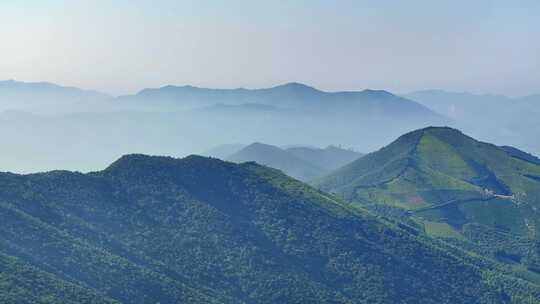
[
  {"left": 316, "top": 127, "right": 540, "bottom": 275},
  {"left": 1, "top": 154, "right": 537, "bottom": 303}
]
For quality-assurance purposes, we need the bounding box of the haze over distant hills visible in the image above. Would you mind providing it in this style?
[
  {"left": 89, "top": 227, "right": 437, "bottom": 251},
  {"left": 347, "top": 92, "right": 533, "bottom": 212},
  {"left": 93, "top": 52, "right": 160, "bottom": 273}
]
[
  {"left": 227, "top": 142, "right": 327, "bottom": 181},
  {"left": 405, "top": 90, "right": 540, "bottom": 120},
  {"left": 2, "top": 1, "right": 538, "bottom": 301},
  {"left": 0, "top": 80, "right": 111, "bottom": 113},
  {"left": 121, "top": 82, "right": 439, "bottom": 117},
  {"left": 0, "top": 80, "right": 538, "bottom": 173},
  {"left": 1, "top": 154, "right": 538, "bottom": 303},
  {"left": 405, "top": 90, "right": 511, "bottom": 120},
  {"left": 316, "top": 126, "right": 540, "bottom": 276},
  {"left": 205, "top": 142, "right": 364, "bottom": 182},
  {"left": 0, "top": 80, "right": 443, "bottom": 173},
  {"left": 225, "top": 143, "right": 363, "bottom": 181},
  {"left": 405, "top": 90, "right": 540, "bottom": 156}
]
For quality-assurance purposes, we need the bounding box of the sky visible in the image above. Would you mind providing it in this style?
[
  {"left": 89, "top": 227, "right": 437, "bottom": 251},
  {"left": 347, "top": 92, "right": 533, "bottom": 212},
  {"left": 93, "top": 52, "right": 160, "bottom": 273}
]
[{"left": 0, "top": 0, "right": 539, "bottom": 96}]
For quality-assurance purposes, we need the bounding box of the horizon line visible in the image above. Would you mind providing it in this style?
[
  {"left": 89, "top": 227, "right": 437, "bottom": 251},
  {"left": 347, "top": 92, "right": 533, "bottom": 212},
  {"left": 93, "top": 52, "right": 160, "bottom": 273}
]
[{"left": 1, "top": 78, "right": 537, "bottom": 99}]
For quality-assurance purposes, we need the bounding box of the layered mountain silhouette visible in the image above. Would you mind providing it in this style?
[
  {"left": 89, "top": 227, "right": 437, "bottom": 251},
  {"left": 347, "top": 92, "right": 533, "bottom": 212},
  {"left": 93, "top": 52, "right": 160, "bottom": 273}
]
[
  {"left": 227, "top": 142, "right": 327, "bottom": 181},
  {"left": 123, "top": 82, "right": 441, "bottom": 118},
  {"left": 0, "top": 80, "right": 110, "bottom": 113},
  {"left": 0, "top": 154, "right": 537, "bottom": 303},
  {"left": 0, "top": 80, "right": 443, "bottom": 173},
  {"left": 225, "top": 143, "right": 363, "bottom": 181},
  {"left": 316, "top": 126, "right": 540, "bottom": 272}
]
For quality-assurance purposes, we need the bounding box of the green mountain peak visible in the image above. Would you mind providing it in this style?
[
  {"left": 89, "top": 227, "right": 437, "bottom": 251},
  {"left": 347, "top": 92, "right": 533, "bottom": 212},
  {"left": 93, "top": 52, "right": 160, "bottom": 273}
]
[{"left": 316, "top": 127, "right": 540, "bottom": 274}]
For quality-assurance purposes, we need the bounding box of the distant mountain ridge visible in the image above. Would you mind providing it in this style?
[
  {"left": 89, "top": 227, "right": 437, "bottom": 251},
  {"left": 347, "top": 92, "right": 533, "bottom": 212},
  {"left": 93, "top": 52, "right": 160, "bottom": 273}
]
[
  {"left": 0, "top": 80, "right": 111, "bottom": 113},
  {"left": 121, "top": 82, "right": 441, "bottom": 118},
  {"left": 0, "top": 80, "right": 110, "bottom": 103},
  {"left": 227, "top": 142, "right": 327, "bottom": 181},
  {"left": 225, "top": 143, "right": 363, "bottom": 181},
  {"left": 0, "top": 80, "right": 442, "bottom": 173}
]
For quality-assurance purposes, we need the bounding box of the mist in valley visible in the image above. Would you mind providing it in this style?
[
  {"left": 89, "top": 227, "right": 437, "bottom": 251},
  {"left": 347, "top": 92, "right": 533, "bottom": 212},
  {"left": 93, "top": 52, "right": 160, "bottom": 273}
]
[{"left": 0, "top": 81, "right": 445, "bottom": 173}]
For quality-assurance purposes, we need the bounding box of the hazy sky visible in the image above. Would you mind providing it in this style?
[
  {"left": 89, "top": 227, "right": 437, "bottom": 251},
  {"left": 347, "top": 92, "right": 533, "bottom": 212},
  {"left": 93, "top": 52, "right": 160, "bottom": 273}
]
[{"left": 1, "top": 0, "right": 539, "bottom": 96}]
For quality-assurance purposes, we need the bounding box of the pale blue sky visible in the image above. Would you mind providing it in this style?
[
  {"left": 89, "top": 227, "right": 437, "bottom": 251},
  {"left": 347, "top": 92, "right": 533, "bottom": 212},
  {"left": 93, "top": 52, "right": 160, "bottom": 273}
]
[{"left": 0, "top": 0, "right": 539, "bottom": 96}]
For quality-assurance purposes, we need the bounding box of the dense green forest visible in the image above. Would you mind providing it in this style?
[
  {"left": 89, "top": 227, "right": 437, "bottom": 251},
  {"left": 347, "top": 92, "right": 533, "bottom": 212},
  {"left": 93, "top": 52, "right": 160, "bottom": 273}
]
[{"left": 1, "top": 154, "right": 538, "bottom": 303}]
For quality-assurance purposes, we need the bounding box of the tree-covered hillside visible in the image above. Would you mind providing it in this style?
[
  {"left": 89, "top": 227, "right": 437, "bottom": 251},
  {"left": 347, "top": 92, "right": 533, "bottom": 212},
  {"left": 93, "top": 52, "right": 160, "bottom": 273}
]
[
  {"left": 1, "top": 154, "right": 537, "bottom": 303},
  {"left": 316, "top": 127, "right": 540, "bottom": 277}
]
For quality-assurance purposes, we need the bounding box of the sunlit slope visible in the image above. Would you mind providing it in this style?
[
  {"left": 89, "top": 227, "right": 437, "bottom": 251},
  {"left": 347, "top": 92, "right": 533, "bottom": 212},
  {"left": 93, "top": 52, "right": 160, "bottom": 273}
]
[
  {"left": 318, "top": 127, "right": 540, "bottom": 226},
  {"left": 316, "top": 127, "right": 540, "bottom": 273}
]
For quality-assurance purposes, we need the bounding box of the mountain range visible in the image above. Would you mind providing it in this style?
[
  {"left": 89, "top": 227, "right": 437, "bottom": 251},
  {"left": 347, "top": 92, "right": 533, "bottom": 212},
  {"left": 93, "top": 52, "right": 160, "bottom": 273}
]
[
  {"left": 1, "top": 154, "right": 538, "bottom": 303},
  {"left": 0, "top": 80, "right": 442, "bottom": 173},
  {"left": 0, "top": 80, "right": 111, "bottom": 113},
  {"left": 123, "top": 82, "right": 440, "bottom": 117}
]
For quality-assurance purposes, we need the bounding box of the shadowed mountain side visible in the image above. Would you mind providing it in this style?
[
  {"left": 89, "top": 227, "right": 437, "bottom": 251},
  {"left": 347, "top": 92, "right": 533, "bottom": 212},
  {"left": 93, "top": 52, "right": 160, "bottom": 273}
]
[
  {"left": 286, "top": 145, "right": 364, "bottom": 171},
  {"left": 0, "top": 80, "right": 112, "bottom": 113},
  {"left": 205, "top": 143, "right": 363, "bottom": 178},
  {"left": 227, "top": 142, "right": 327, "bottom": 181}
]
